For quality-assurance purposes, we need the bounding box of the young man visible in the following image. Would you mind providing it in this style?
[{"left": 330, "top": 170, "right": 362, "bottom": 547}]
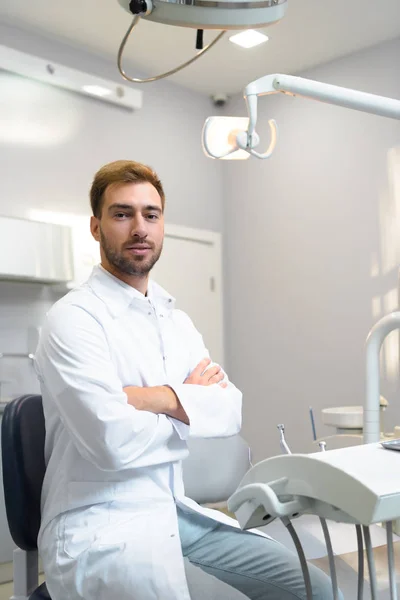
[{"left": 35, "top": 160, "right": 338, "bottom": 599}]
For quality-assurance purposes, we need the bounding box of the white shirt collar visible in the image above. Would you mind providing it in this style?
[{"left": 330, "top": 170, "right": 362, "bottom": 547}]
[{"left": 87, "top": 265, "right": 175, "bottom": 317}]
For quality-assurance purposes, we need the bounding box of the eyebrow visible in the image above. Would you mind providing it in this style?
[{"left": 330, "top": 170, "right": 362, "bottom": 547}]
[{"left": 108, "top": 203, "right": 162, "bottom": 214}]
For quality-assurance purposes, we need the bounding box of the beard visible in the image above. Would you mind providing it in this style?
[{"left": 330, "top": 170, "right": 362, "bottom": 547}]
[{"left": 100, "top": 228, "right": 163, "bottom": 277}]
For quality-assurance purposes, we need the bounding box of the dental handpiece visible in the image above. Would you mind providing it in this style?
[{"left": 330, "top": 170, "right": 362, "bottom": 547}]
[{"left": 277, "top": 424, "right": 292, "bottom": 455}]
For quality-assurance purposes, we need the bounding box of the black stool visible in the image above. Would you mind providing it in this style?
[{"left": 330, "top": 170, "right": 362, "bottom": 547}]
[{"left": 1, "top": 394, "right": 51, "bottom": 600}]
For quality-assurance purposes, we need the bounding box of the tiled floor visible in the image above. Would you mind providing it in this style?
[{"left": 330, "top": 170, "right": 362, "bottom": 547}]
[{"left": 0, "top": 580, "right": 15, "bottom": 600}]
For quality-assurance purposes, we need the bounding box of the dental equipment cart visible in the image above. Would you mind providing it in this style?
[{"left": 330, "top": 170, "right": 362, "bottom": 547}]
[{"left": 228, "top": 442, "right": 400, "bottom": 599}]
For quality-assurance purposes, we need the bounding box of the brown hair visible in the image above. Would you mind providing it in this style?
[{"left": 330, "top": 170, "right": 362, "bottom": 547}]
[{"left": 90, "top": 160, "right": 165, "bottom": 218}]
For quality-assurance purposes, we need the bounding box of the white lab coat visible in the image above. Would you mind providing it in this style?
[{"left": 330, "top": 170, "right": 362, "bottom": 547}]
[{"left": 35, "top": 265, "right": 246, "bottom": 600}]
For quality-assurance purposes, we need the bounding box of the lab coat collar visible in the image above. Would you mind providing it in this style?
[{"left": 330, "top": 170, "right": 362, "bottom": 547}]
[{"left": 87, "top": 265, "right": 176, "bottom": 317}]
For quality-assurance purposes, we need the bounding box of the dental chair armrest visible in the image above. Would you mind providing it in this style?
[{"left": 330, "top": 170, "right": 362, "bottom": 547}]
[{"left": 228, "top": 482, "right": 311, "bottom": 529}]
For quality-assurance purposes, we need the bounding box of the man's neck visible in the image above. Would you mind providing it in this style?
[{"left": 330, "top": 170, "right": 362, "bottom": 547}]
[{"left": 100, "top": 262, "right": 149, "bottom": 296}]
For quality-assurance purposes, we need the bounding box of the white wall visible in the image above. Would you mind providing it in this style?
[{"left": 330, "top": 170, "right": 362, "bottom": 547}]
[
  {"left": 0, "top": 23, "right": 224, "bottom": 398},
  {"left": 222, "top": 37, "right": 400, "bottom": 462},
  {"left": 0, "top": 23, "right": 223, "bottom": 231}
]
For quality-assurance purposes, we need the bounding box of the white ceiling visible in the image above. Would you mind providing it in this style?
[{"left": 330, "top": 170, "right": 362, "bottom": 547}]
[{"left": 1, "top": 0, "right": 400, "bottom": 96}]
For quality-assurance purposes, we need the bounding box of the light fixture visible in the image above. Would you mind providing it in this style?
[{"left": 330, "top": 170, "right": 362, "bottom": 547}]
[
  {"left": 202, "top": 117, "right": 251, "bottom": 160},
  {"left": 202, "top": 73, "right": 400, "bottom": 160},
  {"left": 0, "top": 44, "right": 142, "bottom": 111},
  {"left": 81, "top": 85, "right": 113, "bottom": 97},
  {"left": 229, "top": 30, "right": 269, "bottom": 48},
  {"left": 116, "top": 0, "right": 287, "bottom": 83}
]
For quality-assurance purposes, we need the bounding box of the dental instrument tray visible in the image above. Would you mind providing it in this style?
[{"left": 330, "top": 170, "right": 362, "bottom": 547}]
[{"left": 228, "top": 443, "right": 400, "bottom": 528}]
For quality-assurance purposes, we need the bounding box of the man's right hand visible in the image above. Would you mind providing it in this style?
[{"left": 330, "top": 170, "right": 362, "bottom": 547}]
[{"left": 184, "top": 358, "right": 227, "bottom": 388}]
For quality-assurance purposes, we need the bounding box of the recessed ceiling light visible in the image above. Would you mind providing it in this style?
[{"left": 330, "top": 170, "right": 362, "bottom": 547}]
[
  {"left": 229, "top": 30, "right": 269, "bottom": 49},
  {"left": 82, "top": 85, "right": 112, "bottom": 97}
]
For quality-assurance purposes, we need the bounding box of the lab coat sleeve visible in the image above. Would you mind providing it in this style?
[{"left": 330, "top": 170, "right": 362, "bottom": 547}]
[
  {"left": 35, "top": 303, "right": 188, "bottom": 472},
  {"left": 168, "top": 311, "right": 242, "bottom": 439}
]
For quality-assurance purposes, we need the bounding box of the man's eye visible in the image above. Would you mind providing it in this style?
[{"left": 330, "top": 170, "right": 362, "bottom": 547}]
[
  {"left": 114, "top": 213, "right": 128, "bottom": 219},
  {"left": 147, "top": 214, "right": 159, "bottom": 220}
]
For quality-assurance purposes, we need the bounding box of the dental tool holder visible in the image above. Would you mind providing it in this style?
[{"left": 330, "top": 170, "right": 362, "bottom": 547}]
[{"left": 228, "top": 443, "right": 400, "bottom": 529}]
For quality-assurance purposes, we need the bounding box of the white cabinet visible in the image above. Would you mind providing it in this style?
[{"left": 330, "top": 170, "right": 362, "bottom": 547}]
[
  {"left": 27, "top": 213, "right": 99, "bottom": 289},
  {"left": 0, "top": 217, "right": 73, "bottom": 283}
]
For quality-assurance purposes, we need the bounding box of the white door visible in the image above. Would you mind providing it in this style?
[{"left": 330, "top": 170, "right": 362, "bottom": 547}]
[{"left": 152, "top": 225, "right": 224, "bottom": 366}]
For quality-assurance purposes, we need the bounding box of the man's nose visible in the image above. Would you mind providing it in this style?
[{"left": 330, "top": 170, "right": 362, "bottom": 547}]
[{"left": 130, "top": 216, "right": 147, "bottom": 238}]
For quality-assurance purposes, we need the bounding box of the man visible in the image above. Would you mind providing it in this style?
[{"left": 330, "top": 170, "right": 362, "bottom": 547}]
[{"left": 35, "top": 160, "right": 338, "bottom": 599}]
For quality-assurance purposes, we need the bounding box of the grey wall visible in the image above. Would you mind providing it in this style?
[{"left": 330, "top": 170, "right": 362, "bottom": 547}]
[{"left": 222, "top": 37, "right": 400, "bottom": 462}]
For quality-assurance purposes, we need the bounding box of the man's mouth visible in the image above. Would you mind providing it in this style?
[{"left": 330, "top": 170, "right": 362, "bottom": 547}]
[{"left": 125, "top": 245, "right": 152, "bottom": 255}]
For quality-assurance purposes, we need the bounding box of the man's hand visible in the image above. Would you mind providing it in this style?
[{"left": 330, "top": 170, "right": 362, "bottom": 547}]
[
  {"left": 184, "top": 358, "right": 227, "bottom": 389},
  {"left": 123, "top": 385, "right": 189, "bottom": 424},
  {"left": 122, "top": 358, "right": 227, "bottom": 427}
]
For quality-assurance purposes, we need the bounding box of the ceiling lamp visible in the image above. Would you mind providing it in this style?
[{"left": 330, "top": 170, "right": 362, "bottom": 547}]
[{"left": 116, "top": 0, "right": 287, "bottom": 83}]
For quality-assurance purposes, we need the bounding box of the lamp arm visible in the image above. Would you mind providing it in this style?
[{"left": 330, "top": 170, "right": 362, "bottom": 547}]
[
  {"left": 203, "top": 73, "right": 400, "bottom": 161},
  {"left": 242, "top": 73, "right": 400, "bottom": 152}
]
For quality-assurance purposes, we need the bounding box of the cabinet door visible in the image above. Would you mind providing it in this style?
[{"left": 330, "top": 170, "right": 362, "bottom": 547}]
[
  {"left": 0, "top": 217, "right": 73, "bottom": 283},
  {"left": 28, "top": 214, "right": 99, "bottom": 289}
]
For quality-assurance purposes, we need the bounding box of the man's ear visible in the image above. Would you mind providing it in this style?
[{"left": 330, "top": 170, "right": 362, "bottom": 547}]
[{"left": 90, "top": 216, "right": 100, "bottom": 242}]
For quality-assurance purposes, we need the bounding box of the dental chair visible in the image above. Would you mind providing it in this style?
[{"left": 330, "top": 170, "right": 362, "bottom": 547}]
[
  {"left": 1, "top": 393, "right": 252, "bottom": 600},
  {"left": 183, "top": 435, "right": 252, "bottom": 507},
  {"left": 1, "top": 394, "right": 50, "bottom": 600}
]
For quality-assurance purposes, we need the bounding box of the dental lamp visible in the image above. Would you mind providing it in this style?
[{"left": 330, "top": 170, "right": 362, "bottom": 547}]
[
  {"left": 202, "top": 73, "right": 400, "bottom": 159},
  {"left": 117, "top": 0, "right": 287, "bottom": 83}
]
